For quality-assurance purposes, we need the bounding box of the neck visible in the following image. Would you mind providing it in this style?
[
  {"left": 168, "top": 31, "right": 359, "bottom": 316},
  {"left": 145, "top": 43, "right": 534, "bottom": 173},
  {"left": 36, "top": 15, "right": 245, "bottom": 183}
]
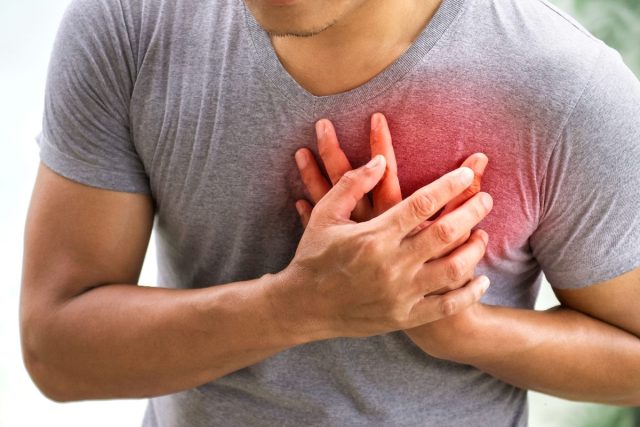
[{"left": 270, "top": 0, "right": 442, "bottom": 96}]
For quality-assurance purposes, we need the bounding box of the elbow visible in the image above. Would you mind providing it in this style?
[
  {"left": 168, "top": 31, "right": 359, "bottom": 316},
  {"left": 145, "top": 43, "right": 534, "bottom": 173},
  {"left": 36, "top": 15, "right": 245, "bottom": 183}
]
[
  {"left": 20, "top": 314, "right": 77, "bottom": 403},
  {"left": 22, "top": 349, "right": 73, "bottom": 403}
]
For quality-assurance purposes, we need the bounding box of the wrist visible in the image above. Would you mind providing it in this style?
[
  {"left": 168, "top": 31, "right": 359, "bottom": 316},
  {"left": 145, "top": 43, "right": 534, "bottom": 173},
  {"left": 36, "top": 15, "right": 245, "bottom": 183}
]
[
  {"left": 261, "top": 265, "right": 335, "bottom": 346},
  {"left": 448, "top": 303, "right": 490, "bottom": 363},
  {"left": 404, "top": 303, "right": 490, "bottom": 363}
]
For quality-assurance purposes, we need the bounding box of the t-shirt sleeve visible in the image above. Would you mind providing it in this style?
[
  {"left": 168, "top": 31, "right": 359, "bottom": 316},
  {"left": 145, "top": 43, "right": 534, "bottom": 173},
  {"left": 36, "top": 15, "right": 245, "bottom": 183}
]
[
  {"left": 530, "top": 44, "right": 640, "bottom": 289},
  {"left": 37, "top": 0, "right": 150, "bottom": 194}
]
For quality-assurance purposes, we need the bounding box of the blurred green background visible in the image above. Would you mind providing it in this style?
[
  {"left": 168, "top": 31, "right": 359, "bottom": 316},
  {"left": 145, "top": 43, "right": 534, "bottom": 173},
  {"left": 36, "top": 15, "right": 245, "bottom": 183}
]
[
  {"left": 553, "top": 0, "right": 640, "bottom": 76},
  {"left": 531, "top": 1, "right": 640, "bottom": 427}
]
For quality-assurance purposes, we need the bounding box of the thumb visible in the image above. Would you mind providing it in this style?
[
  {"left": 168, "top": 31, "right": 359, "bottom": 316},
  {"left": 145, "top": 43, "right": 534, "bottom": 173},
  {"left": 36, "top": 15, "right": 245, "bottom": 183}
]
[{"left": 315, "top": 154, "right": 387, "bottom": 223}]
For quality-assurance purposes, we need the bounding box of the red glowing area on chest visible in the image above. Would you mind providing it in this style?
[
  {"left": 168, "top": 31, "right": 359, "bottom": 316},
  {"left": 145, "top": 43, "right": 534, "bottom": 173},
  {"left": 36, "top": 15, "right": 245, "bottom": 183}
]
[{"left": 332, "top": 91, "right": 542, "bottom": 260}]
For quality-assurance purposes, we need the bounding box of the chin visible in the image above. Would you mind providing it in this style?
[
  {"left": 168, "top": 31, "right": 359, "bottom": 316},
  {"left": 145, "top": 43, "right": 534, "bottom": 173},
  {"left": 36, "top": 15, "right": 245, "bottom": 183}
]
[{"left": 244, "top": 0, "right": 356, "bottom": 38}]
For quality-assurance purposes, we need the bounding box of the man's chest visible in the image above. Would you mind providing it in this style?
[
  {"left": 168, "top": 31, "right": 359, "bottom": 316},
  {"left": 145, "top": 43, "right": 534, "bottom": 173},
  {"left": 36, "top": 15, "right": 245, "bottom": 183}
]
[
  {"left": 128, "top": 58, "right": 553, "bottom": 289},
  {"left": 136, "top": 95, "right": 538, "bottom": 243}
]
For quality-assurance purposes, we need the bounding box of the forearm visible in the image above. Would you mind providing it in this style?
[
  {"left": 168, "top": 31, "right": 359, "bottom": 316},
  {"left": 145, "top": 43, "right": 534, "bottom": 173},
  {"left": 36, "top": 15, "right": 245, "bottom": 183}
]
[
  {"left": 21, "top": 270, "right": 318, "bottom": 402},
  {"left": 406, "top": 305, "right": 640, "bottom": 405}
]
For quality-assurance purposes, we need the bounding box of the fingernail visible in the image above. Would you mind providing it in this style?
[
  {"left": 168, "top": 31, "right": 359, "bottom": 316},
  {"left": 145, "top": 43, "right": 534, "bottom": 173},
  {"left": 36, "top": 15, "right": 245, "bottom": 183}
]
[
  {"left": 295, "top": 150, "right": 307, "bottom": 169},
  {"left": 295, "top": 201, "right": 304, "bottom": 216},
  {"left": 366, "top": 154, "right": 384, "bottom": 169},
  {"left": 472, "top": 153, "right": 488, "bottom": 171},
  {"left": 456, "top": 167, "right": 474, "bottom": 184},
  {"left": 315, "top": 120, "right": 326, "bottom": 139},
  {"left": 371, "top": 113, "right": 381, "bottom": 131},
  {"left": 479, "top": 276, "right": 490, "bottom": 293},
  {"left": 478, "top": 230, "right": 489, "bottom": 246},
  {"left": 480, "top": 193, "right": 493, "bottom": 210}
]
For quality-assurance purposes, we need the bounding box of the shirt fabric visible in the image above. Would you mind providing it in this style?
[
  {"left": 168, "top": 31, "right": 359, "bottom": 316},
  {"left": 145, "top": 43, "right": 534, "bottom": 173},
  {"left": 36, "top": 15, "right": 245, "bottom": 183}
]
[{"left": 37, "top": 0, "right": 640, "bottom": 425}]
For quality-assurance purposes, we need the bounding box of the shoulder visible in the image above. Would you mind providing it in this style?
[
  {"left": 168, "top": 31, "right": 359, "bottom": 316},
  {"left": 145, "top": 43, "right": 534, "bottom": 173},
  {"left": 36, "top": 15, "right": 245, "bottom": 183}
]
[
  {"left": 54, "top": 0, "right": 240, "bottom": 75},
  {"left": 456, "top": 0, "right": 639, "bottom": 137},
  {"left": 459, "top": 0, "right": 606, "bottom": 101},
  {"left": 474, "top": 0, "right": 601, "bottom": 51},
  {"left": 54, "top": 0, "right": 137, "bottom": 58}
]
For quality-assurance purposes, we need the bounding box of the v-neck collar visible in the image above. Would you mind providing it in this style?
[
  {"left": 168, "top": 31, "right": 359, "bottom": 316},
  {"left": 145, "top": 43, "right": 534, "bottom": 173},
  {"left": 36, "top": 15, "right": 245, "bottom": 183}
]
[{"left": 243, "top": 0, "right": 466, "bottom": 119}]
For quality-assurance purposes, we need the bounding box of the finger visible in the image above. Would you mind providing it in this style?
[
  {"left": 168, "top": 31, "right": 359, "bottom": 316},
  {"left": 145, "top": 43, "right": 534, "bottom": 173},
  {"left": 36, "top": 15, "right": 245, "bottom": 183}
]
[
  {"left": 314, "top": 154, "right": 387, "bottom": 223},
  {"left": 437, "top": 152, "right": 488, "bottom": 253},
  {"left": 295, "top": 148, "right": 331, "bottom": 204},
  {"left": 441, "top": 153, "right": 488, "bottom": 216},
  {"left": 405, "top": 153, "right": 485, "bottom": 236},
  {"left": 408, "top": 275, "right": 490, "bottom": 326},
  {"left": 370, "top": 113, "right": 402, "bottom": 215},
  {"left": 295, "top": 199, "right": 313, "bottom": 229},
  {"left": 402, "top": 191, "right": 493, "bottom": 261},
  {"left": 413, "top": 230, "right": 488, "bottom": 297},
  {"left": 371, "top": 166, "right": 475, "bottom": 238},
  {"left": 316, "top": 120, "right": 354, "bottom": 185},
  {"left": 316, "top": 119, "right": 371, "bottom": 220}
]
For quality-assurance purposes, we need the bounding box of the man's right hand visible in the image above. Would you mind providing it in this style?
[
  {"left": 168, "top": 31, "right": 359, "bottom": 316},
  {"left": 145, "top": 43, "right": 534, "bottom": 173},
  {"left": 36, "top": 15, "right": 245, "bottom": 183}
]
[
  {"left": 275, "top": 155, "right": 493, "bottom": 339},
  {"left": 21, "top": 152, "right": 490, "bottom": 402}
]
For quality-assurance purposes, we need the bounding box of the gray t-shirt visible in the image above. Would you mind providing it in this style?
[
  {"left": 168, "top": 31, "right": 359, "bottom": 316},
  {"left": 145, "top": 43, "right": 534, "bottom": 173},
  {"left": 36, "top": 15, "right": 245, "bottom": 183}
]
[{"left": 37, "top": 0, "right": 640, "bottom": 425}]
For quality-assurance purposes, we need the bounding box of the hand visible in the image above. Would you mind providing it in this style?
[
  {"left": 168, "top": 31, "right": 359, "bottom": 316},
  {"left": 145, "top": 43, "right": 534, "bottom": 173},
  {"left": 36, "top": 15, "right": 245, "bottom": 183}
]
[
  {"left": 294, "top": 113, "right": 404, "bottom": 223},
  {"left": 295, "top": 114, "right": 488, "bottom": 257},
  {"left": 277, "top": 115, "right": 493, "bottom": 340},
  {"left": 294, "top": 113, "right": 490, "bottom": 294}
]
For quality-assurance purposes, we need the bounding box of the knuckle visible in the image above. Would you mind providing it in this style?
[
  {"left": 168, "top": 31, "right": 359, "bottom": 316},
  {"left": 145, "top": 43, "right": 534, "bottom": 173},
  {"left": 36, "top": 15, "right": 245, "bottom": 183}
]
[
  {"left": 388, "top": 304, "right": 410, "bottom": 328},
  {"left": 440, "top": 297, "right": 457, "bottom": 316},
  {"left": 446, "top": 258, "right": 466, "bottom": 281},
  {"left": 376, "top": 264, "right": 393, "bottom": 283},
  {"left": 356, "top": 234, "right": 384, "bottom": 261},
  {"left": 471, "top": 199, "right": 486, "bottom": 220},
  {"left": 445, "top": 174, "right": 460, "bottom": 194},
  {"left": 341, "top": 169, "right": 357, "bottom": 183},
  {"left": 436, "top": 221, "right": 456, "bottom": 244},
  {"left": 453, "top": 233, "right": 469, "bottom": 248},
  {"left": 360, "top": 233, "right": 380, "bottom": 252},
  {"left": 298, "top": 166, "right": 312, "bottom": 183},
  {"left": 376, "top": 261, "right": 401, "bottom": 284},
  {"left": 318, "top": 145, "right": 331, "bottom": 158},
  {"left": 411, "top": 193, "right": 436, "bottom": 219},
  {"left": 337, "top": 170, "right": 357, "bottom": 190}
]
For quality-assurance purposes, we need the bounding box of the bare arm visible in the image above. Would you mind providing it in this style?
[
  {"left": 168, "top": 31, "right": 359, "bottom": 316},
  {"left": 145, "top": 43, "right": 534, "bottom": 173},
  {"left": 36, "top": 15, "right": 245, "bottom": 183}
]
[
  {"left": 21, "top": 157, "right": 488, "bottom": 402},
  {"left": 404, "top": 267, "right": 640, "bottom": 405},
  {"left": 20, "top": 163, "right": 311, "bottom": 401}
]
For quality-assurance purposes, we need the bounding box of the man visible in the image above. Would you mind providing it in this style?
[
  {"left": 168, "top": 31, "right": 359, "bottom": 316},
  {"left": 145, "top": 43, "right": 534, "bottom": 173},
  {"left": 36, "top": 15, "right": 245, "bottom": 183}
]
[{"left": 20, "top": 0, "right": 640, "bottom": 426}]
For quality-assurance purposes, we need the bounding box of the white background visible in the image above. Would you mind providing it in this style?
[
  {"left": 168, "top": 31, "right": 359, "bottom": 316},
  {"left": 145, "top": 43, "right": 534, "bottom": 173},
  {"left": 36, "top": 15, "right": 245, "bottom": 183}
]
[{"left": 0, "top": 1, "right": 629, "bottom": 426}]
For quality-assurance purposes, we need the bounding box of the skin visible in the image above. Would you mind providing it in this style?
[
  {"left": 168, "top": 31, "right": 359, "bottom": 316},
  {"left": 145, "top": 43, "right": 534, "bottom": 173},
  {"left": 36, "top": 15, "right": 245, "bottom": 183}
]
[{"left": 295, "top": 113, "right": 640, "bottom": 405}]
